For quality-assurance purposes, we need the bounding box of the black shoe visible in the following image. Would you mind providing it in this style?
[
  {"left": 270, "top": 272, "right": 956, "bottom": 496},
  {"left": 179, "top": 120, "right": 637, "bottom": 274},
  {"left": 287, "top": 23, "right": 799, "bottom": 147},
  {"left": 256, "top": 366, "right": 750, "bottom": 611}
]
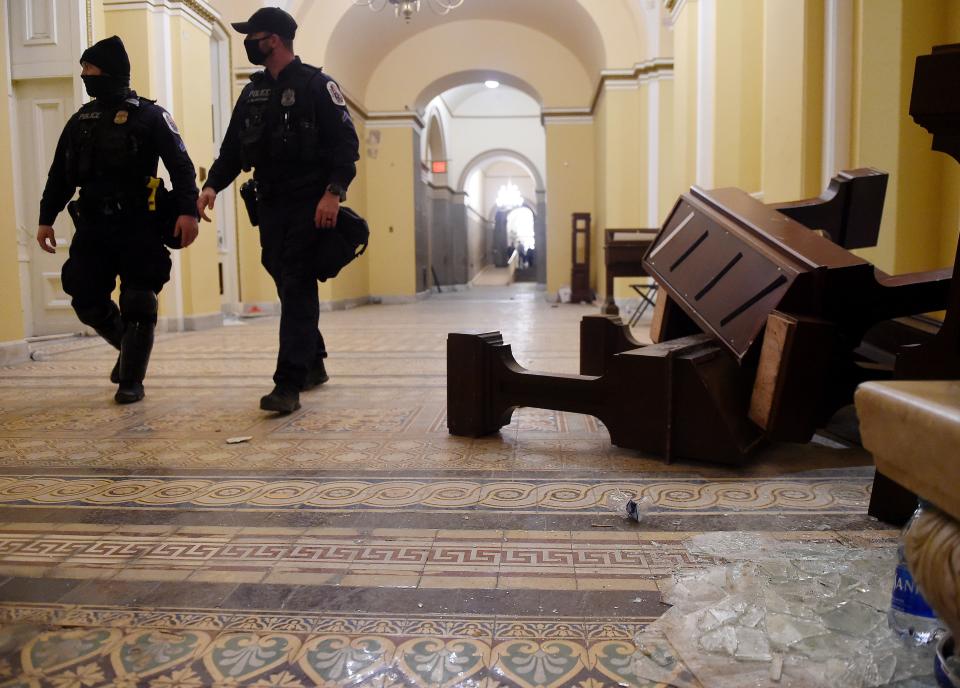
[
  {"left": 303, "top": 360, "right": 329, "bottom": 390},
  {"left": 260, "top": 385, "right": 301, "bottom": 414},
  {"left": 110, "top": 354, "right": 120, "bottom": 384},
  {"left": 115, "top": 382, "right": 145, "bottom": 404}
]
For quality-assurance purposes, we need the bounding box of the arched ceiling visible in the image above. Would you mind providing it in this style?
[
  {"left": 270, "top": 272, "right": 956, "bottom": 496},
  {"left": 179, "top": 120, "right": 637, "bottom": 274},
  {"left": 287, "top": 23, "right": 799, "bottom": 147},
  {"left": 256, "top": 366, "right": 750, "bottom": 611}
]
[
  {"left": 319, "top": 0, "right": 606, "bottom": 101},
  {"left": 439, "top": 84, "right": 540, "bottom": 117},
  {"left": 210, "top": 0, "right": 651, "bottom": 110},
  {"left": 364, "top": 21, "right": 593, "bottom": 109}
]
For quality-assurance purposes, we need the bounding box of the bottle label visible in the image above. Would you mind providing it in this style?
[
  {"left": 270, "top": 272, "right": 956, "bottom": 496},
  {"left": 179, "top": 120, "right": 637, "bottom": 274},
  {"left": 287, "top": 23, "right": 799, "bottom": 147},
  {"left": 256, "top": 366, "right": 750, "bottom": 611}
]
[{"left": 891, "top": 563, "right": 936, "bottom": 618}]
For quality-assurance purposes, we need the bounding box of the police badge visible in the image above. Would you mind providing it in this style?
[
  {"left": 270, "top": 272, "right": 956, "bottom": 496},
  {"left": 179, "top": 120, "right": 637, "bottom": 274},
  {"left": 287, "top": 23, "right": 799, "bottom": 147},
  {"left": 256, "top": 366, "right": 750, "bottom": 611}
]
[
  {"left": 114, "top": 110, "right": 129, "bottom": 125},
  {"left": 281, "top": 88, "right": 296, "bottom": 107}
]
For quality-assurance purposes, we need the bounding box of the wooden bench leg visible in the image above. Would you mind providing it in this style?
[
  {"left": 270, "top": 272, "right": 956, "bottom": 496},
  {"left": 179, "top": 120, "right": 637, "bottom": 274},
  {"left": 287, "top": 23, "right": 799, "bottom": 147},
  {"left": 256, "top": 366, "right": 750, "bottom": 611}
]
[{"left": 868, "top": 470, "right": 917, "bottom": 527}]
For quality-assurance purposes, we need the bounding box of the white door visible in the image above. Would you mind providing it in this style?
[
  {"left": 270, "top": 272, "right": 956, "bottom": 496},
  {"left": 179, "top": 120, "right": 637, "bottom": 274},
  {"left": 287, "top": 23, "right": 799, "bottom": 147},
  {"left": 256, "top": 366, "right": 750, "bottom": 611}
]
[
  {"left": 210, "top": 24, "right": 240, "bottom": 314},
  {"left": 7, "top": 0, "right": 89, "bottom": 336},
  {"left": 15, "top": 78, "right": 80, "bottom": 336}
]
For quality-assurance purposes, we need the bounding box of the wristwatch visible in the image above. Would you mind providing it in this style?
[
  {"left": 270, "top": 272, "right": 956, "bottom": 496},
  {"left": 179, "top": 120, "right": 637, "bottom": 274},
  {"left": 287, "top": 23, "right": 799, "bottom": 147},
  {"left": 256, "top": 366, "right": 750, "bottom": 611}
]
[{"left": 326, "top": 183, "right": 347, "bottom": 202}]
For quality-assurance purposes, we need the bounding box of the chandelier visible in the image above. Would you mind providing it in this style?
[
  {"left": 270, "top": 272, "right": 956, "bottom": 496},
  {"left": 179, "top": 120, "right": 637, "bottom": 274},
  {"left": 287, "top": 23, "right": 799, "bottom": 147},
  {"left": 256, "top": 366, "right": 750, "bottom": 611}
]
[{"left": 354, "top": 0, "right": 465, "bottom": 22}]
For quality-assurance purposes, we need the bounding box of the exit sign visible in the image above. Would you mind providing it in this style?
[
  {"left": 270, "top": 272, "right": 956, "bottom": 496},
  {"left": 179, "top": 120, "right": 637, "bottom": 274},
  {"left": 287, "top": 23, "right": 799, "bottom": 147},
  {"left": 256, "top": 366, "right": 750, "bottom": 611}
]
[{"left": 431, "top": 161, "right": 447, "bottom": 174}]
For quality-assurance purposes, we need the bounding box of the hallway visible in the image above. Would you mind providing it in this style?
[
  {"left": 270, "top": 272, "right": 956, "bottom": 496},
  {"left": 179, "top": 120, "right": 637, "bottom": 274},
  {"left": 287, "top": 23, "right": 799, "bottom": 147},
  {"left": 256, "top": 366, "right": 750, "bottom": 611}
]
[{"left": 0, "top": 286, "right": 886, "bottom": 687}]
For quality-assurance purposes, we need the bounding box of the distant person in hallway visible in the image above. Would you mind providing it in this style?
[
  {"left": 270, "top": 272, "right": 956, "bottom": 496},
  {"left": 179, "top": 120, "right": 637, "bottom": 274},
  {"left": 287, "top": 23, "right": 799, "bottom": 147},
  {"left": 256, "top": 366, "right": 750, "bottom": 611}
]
[
  {"left": 198, "top": 7, "right": 360, "bottom": 415},
  {"left": 36, "top": 35, "right": 200, "bottom": 405}
]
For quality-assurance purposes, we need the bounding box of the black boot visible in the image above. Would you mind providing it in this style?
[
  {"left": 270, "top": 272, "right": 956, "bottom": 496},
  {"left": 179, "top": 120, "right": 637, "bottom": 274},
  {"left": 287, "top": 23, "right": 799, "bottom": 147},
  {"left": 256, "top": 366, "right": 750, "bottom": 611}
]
[
  {"left": 303, "top": 359, "right": 329, "bottom": 390},
  {"left": 115, "top": 321, "right": 154, "bottom": 404},
  {"left": 260, "top": 385, "right": 301, "bottom": 413},
  {"left": 115, "top": 289, "right": 158, "bottom": 405},
  {"left": 73, "top": 301, "right": 123, "bottom": 383}
]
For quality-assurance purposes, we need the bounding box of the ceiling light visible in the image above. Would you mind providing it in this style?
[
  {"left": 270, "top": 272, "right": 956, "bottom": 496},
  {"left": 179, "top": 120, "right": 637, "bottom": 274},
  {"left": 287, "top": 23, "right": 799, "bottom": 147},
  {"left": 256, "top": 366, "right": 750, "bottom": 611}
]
[
  {"left": 484, "top": 80, "right": 500, "bottom": 89},
  {"left": 354, "top": 0, "right": 465, "bottom": 23}
]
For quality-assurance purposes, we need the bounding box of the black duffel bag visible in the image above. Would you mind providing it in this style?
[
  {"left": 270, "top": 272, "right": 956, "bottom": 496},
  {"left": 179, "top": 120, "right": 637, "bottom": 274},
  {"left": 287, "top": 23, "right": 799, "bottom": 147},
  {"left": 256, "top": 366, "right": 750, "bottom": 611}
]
[{"left": 316, "top": 206, "right": 369, "bottom": 282}]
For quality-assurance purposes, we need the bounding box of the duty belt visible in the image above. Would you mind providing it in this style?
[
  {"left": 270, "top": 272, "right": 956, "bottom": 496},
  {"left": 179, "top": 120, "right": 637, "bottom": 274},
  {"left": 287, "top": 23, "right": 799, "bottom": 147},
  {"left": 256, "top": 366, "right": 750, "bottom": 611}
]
[
  {"left": 80, "top": 183, "right": 149, "bottom": 217},
  {"left": 256, "top": 173, "right": 326, "bottom": 201}
]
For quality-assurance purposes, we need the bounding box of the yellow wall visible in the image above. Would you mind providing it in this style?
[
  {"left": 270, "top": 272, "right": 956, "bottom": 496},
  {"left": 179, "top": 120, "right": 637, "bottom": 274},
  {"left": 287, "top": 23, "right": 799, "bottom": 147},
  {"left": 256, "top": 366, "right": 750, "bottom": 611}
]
[
  {"left": 104, "top": 8, "right": 220, "bottom": 320},
  {"left": 0, "top": 26, "right": 25, "bottom": 344},
  {"left": 852, "top": 0, "right": 960, "bottom": 275},
  {"left": 329, "top": 115, "right": 371, "bottom": 304},
  {"left": 169, "top": 15, "right": 220, "bottom": 319},
  {"left": 761, "top": 0, "right": 824, "bottom": 203},
  {"left": 545, "top": 122, "right": 595, "bottom": 294},
  {"left": 670, "top": 4, "right": 698, "bottom": 201},
  {"left": 594, "top": 86, "right": 648, "bottom": 299},
  {"left": 713, "top": 0, "right": 763, "bottom": 192},
  {"left": 657, "top": 77, "right": 676, "bottom": 223},
  {"left": 366, "top": 126, "right": 417, "bottom": 297}
]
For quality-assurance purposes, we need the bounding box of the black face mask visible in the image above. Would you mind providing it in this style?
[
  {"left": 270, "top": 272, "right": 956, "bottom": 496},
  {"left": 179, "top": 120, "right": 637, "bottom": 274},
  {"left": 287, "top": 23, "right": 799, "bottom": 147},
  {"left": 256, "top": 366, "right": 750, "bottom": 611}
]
[
  {"left": 244, "top": 37, "right": 273, "bottom": 65},
  {"left": 82, "top": 74, "right": 128, "bottom": 99}
]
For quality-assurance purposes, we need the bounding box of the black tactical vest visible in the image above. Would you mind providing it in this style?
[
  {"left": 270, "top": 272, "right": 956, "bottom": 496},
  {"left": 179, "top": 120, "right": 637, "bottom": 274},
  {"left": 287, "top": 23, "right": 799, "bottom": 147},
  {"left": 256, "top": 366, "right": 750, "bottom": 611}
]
[
  {"left": 239, "top": 66, "right": 321, "bottom": 171},
  {"left": 66, "top": 98, "right": 146, "bottom": 187}
]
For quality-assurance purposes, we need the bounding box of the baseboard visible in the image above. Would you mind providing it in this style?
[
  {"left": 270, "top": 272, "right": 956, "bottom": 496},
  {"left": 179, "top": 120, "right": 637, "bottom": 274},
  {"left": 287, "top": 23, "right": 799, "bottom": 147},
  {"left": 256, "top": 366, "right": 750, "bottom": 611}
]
[
  {"left": 370, "top": 293, "right": 426, "bottom": 305},
  {"left": 0, "top": 339, "right": 30, "bottom": 366},
  {"left": 183, "top": 312, "right": 224, "bottom": 332},
  {"left": 158, "top": 312, "right": 225, "bottom": 333},
  {"left": 241, "top": 302, "right": 281, "bottom": 317},
  {"left": 319, "top": 296, "right": 370, "bottom": 312}
]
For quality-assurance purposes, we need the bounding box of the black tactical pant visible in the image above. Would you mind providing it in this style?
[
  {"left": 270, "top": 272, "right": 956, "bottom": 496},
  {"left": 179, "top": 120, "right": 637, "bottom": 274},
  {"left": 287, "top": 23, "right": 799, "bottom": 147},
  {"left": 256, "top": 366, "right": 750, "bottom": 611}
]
[
  {"left": 62, "top": 212, "right": 171, "bottom": 325},
  {"left": 258, "top": 195, "right": 327, "bottom": 391}
]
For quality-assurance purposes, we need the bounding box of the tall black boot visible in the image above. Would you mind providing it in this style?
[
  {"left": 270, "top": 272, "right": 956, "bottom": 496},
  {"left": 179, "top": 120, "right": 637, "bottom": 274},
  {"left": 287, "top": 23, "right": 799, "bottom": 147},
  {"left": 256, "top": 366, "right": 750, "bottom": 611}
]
[
  {"left": 73, "top": 301, "right": 123, "bottom": 382},
  {"left": 115, "top": 321, "right": 155, "bottom": 404},
  {"left": 115, "top": 289, "right": 158, "bottom": 404}
]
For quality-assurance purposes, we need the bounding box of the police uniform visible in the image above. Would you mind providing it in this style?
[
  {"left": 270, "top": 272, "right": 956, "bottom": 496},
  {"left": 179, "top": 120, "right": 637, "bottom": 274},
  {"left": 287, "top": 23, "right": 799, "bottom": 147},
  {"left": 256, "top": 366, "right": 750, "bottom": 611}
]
[
  {"left": 38, "top": 36, "right": 199, "bottom": 404},
  {"left": 204, "top": 14, "right": 359, "bottom": 408}
]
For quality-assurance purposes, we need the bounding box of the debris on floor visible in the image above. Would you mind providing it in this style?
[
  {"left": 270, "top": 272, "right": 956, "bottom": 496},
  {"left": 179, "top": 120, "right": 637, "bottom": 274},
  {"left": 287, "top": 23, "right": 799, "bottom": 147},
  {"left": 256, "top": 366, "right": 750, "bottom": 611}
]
[
  {"left": 606, "top": 488, "right": 654, "bottom": 523},
  {"left": 629, "top": 532, "right": 939, "bottom": 687},
  {"left": 225, "top": 435, "right": 253, "bottom": 444}
]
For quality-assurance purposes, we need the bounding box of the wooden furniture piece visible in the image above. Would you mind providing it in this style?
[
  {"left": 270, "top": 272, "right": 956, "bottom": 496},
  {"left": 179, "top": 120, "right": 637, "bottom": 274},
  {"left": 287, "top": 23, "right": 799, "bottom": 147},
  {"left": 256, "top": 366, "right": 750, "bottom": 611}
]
[
  {"left": 627, "top": 282, "right": 658, "bottom": 326},
  {"left": 447, "top": 44, "right": 958, "bottom": 465},
  {"left": 856, "top": 379, "right": 960, "bottom": 640},
  {"left": 601, "top": 228, "right": 659, "bottom": 316},
  {"left": 448, "top": 174, "right": 950, "bottom": 464},
  {"left": 570, "top": 213, "right": 593, "bottom": 303},
  {"left": 863, "top": 43, "right": 960, "bottom": 524}
]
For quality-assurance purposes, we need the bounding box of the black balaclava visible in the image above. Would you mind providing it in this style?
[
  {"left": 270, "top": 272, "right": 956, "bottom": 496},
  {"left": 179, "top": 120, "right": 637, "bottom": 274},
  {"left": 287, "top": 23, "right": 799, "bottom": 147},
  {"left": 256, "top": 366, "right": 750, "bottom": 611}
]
[{"left": 80, "top": 36, "right": 131, "bottom": 99}]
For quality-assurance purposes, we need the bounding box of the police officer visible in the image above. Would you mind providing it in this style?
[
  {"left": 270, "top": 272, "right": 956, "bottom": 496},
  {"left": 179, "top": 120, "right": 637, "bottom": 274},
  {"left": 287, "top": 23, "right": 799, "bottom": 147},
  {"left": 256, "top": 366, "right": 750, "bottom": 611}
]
[
  {"left": 198, "top": 8, "right": 360, "bottom": 414},
  {"left": 36, "top": 36, "right": 200, "bottom": 404}
]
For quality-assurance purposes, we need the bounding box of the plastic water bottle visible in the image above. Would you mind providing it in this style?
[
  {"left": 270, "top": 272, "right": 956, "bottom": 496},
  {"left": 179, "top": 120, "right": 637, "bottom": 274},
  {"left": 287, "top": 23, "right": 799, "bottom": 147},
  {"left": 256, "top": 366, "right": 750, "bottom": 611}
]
[{"left": 888, "top": 501, "right": 943, "bottom": 645}]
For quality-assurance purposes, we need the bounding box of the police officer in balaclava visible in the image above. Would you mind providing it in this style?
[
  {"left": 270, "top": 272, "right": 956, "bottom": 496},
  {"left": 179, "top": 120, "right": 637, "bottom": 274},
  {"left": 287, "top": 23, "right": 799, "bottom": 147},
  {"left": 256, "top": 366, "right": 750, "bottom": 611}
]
[{"left": 37, "top": 35, "right": 200, "bottom": 404}]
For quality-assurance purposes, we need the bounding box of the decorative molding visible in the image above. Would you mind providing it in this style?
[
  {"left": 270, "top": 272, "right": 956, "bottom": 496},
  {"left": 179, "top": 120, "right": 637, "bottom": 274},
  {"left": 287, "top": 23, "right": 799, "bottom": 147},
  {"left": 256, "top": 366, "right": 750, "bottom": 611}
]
[
  {"left": 664, "top": 0, "right": 689, "bottom": 26},
  {"left": 102, "top": 0, "right": 220, "bottom": 35},
  {"left": 541, "top": 108, "right": 592, "bottom": 125},
  {"left": 588, "top": 57, "right": 674, "bottom": 113},
  {"left": 318, "top": 296, "right": 370, "bottom": 312},
  {"left": 543, "top": 58, "right": 674, "bottom": 125}
]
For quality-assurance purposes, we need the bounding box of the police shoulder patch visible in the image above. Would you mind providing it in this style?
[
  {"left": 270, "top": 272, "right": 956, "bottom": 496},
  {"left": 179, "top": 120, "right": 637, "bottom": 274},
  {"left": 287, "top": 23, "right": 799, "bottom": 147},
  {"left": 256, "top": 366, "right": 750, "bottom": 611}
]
[
  {"left": 327, "top": 80, "right": 347, "bottom": 107},
  {"left": 162, "top": 110, "right": 180, "bottom": 135}
]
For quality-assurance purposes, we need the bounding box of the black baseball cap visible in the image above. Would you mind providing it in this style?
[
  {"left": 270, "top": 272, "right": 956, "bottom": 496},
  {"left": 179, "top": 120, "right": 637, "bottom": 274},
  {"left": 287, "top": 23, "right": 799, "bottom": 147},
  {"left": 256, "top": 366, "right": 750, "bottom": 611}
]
[{"left": 231, "top": 7, "right": 297, "bottom": 40}]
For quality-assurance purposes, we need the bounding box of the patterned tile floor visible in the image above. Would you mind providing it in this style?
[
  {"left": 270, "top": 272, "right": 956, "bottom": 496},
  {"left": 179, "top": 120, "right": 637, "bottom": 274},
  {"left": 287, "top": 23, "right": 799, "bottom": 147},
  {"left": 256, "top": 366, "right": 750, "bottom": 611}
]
[{"left": 0, "top": 285, "right": 889, "bottom": 687}]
